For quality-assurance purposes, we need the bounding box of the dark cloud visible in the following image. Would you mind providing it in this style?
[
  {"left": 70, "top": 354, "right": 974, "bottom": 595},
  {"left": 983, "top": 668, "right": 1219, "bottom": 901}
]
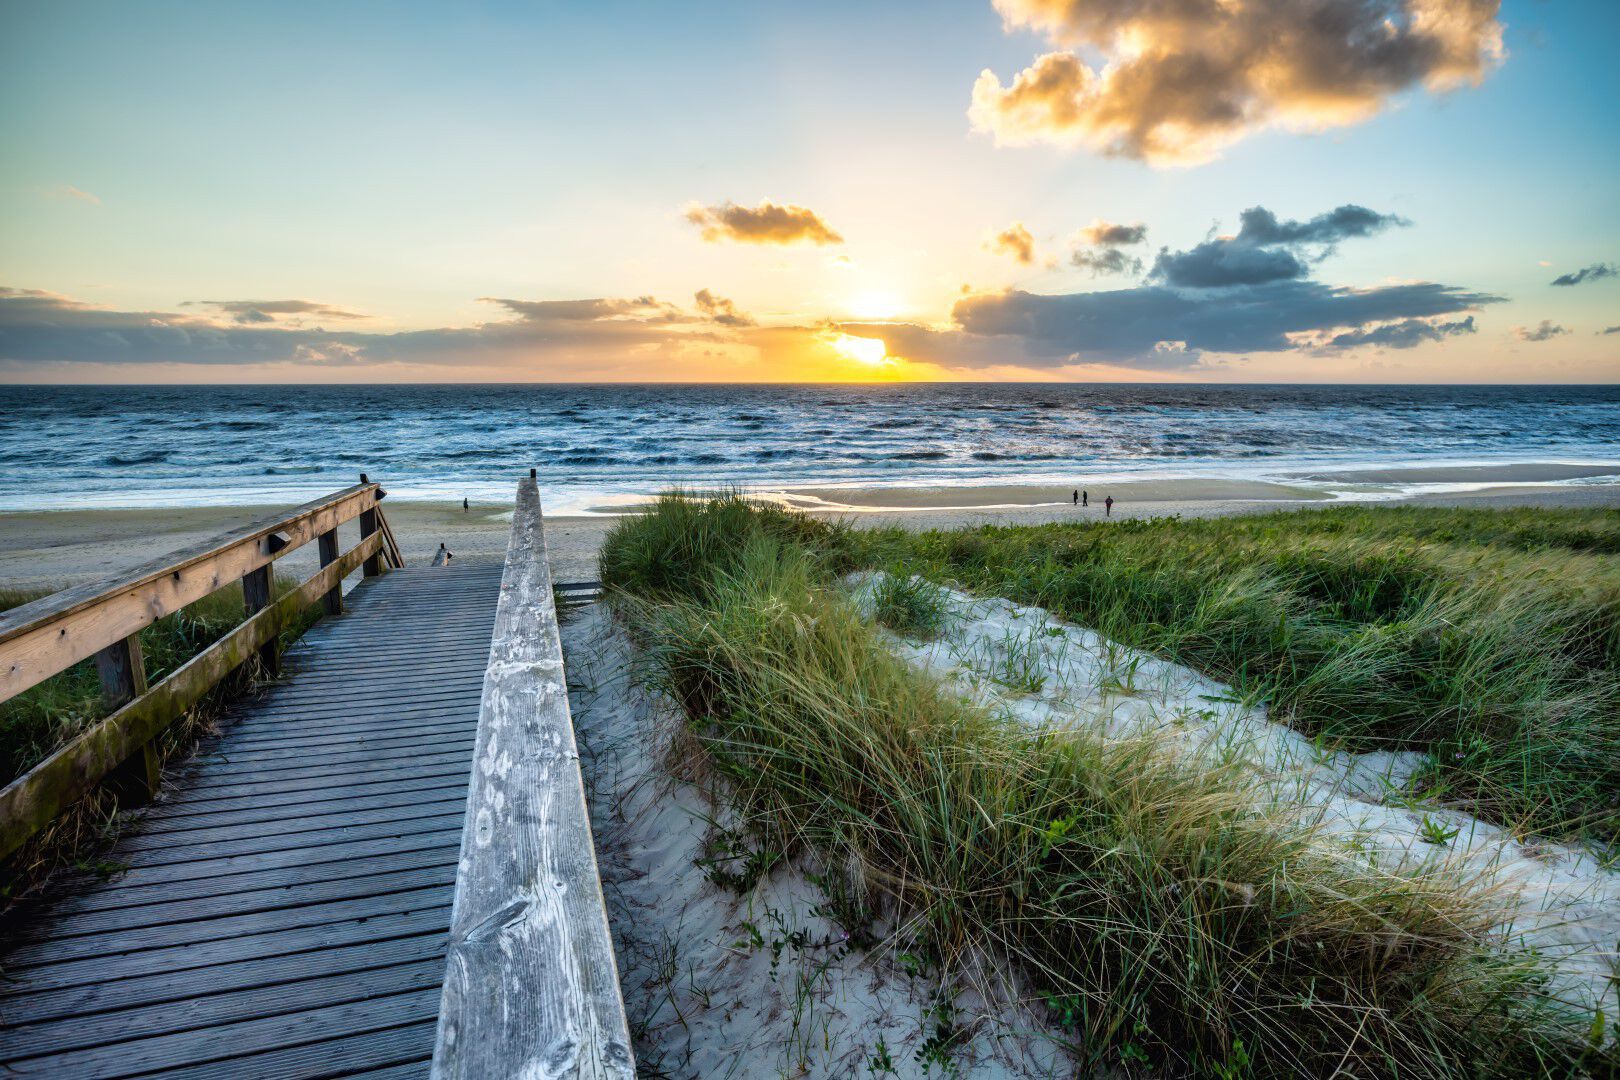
[
  {"left": 1602, "top": 326, "right": 1620, "bottom": 335},
  {"left": 1512, "top": 320, "right": 1570, "bottom": 342},
  {"left": 1151, "top": 204, "right": 1406, "bottom": 288},
  {"left": 1076, "top": 220, "right": 1147, "bottom": 247},
  {"left": 693, "top": 289, "right": 755, "bottom": 327},
  {"left": 1550, "top": 262, "right": 1617, "bottom": 287},
  {"left": 840, "top": 277, "right": 1500, "bottom": 372},
  {"left": 1071, "top": 247, "right": 1144, "bottom": 277},
  {"left": 684, "top": 200, "right": 843, "bottom": 246},
  {"left": 986, "top": 222, "right": 1038, "bottom": 265},
  {"left": 1327, "top": 315, "right": 1476, "bottom": 349},
  {"left": 181, "top": 299, "right": 368, "bottom": 324},
  {"left": 0, "top": 287, "right": 728, "bottom": 369},
  {"left": 972, "top": 0, "right": 1505, "bottom": 164}
]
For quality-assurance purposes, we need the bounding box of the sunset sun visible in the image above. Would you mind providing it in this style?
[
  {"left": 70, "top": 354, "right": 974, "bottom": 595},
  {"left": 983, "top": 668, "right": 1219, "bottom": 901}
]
[{"left": 829, "top": 333, "right": 890, "bottom": 366}]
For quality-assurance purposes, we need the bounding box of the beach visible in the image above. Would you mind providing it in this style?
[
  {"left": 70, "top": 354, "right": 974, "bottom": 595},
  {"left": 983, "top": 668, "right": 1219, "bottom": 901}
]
[{"left": 3, "top": 463, "right": 1615, "bottom": 592}]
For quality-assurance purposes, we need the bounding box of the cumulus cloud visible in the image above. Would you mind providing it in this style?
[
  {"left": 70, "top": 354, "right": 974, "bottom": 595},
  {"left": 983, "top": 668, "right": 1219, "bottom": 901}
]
[
  {"left": 970, "top": 0, "right": 1505, "bottom": 164},
  {"left": 1550, "top": 262, "right": 1617, "bottom": 287},
  {"left": 693, "top": 289, "right": 755, "bottom": 327},
  {"left": 1512, "top": 320, "right": 1570, "bottom": 342},
  {"left": 986, "top": 222, "right": 1038, "bottom": 265},
  {"left": 1151, "top": 204, "right": 1406, "bottom": 287},
  {"left": 182, "top": 299, "right": 369, "bottom": 325},
  {"left": 684, "top": 199, "right": 843, "bottom": 246}
]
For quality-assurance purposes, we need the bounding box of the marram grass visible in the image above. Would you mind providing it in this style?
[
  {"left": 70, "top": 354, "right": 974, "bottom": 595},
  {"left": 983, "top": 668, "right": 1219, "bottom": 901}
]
[{"left": 602, "top": 493, "right": 1608, "bottom": 1077}]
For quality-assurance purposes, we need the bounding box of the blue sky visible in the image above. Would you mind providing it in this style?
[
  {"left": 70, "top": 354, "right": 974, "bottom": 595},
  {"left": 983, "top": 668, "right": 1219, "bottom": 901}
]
[{"left": 2, "top": 0, "right": 1617, "bottom": 382}]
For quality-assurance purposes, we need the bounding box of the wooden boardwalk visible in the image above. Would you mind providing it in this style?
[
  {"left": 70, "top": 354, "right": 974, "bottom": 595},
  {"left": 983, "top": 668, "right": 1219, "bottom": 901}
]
[{"left": 0, "top": 559, "right": 506, "bottom": 1078}]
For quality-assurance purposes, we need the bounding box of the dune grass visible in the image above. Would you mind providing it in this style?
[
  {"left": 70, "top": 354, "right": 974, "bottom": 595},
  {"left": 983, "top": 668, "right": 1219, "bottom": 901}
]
[
  {"left": 602, "top": 493, "right": 1603, "bottom": 1076},
  {"left": 843, "top": 506, "right": 1620, "bottom": 845}
]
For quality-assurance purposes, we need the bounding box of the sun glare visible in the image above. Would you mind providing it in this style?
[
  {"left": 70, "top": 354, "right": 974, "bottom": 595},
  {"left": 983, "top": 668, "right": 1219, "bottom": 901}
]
[
  {"left": 845, "top": 290, "right": 905, "bottom": 319},
  {"left": 830, "top": 333, "right": 890, "bottom": 366}
]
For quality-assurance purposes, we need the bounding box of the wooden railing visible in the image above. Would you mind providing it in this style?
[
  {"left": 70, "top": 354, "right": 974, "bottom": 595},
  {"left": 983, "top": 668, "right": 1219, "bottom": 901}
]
[
  {"left": 432, "top": 470, "right": 634, "bottom": 1078},
  {"left": 0, "top": 476, "right": 403, "bottom": 859}
]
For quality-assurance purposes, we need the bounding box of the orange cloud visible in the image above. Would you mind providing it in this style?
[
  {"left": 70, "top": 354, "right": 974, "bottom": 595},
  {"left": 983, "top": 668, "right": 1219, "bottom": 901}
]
[
  {"left": 971, "top": 0, "right": 1505, "bottom": 164},
  {"left": 684, "top": 199, "right": 843, "bottom": 246},
  {"left": 985, "top": 222, "right": 1038, "bottom": 265}
]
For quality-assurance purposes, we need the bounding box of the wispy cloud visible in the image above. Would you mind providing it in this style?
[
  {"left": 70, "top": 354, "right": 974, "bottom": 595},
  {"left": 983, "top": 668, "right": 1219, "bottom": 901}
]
[
  {"left": 181, "top": 299, "right": 369, "bottom": 325},
  {"left": 683, "top": 199, "right": 843, "bottom": 246},
  {"left": 1512, "top": 320, "right": 1570, "bottom": 342},
  {"left": 970, "top": 0, "right": 1505, "bottom": 165},
  {"left": 1550, "top": 262, "right": 1617, "bottom": 287},
  {"left": 48, "top": 185, "right": 101, "bottom": 205}
]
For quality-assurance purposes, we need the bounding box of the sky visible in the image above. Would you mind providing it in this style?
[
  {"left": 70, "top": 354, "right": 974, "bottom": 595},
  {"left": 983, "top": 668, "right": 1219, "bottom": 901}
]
[{"left": 1, "top": 0, "right": 1617, "bottom": 384}]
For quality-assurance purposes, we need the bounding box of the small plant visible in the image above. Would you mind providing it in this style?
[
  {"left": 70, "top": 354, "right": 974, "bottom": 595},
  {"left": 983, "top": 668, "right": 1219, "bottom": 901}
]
[
  {"left": 1418, "top": 814, "right": 1462, "bottom": 846},
  {"left": 867, "top": 1037, "right": 898, "bottom": 1076},
  {"left": 873, "top": 573, "right": 951, "bottom": 638},
  {"left": 914, "top": 989, "right": 963, "bottom": 1076},
  {"left": 695, "top": 824, "right": 780, "bottom": 892}
]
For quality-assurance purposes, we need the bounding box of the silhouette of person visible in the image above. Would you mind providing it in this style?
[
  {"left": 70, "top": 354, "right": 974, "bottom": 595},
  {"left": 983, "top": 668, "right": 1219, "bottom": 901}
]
[
  {"left": 1104, "top": 495, "right": 1114, "bottom": 517},
  {"left": 463, "top": 497, "right": 469, "bottom": 512},
  {"left": 1072, "top": 489, "right": 1079, "bottom": 506},
  {"left": 1082, "top": 490, "right": 1088, "bottom": 507}
]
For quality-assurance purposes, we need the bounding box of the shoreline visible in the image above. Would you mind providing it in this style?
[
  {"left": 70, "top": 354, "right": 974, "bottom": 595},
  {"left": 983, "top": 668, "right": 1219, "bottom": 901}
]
[{"left": 2, "top": 461, "right": 1617, "bottom": 593}]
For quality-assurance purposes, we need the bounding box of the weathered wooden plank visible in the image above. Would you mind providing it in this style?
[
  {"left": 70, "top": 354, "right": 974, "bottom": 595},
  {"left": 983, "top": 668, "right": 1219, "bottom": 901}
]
[
  {"left": 4, "top": 884, "right": 453, "bottom": 968},
  {"left": 2, "top": 985, "right": 444, "bottom": 1078},
  {"left": 0, "top": 529, "right": 384, "bottom": 860},
  {"left": 44, "top": 829, "right": 465, "bottom": 909},
  {"left": 2, "top": 956, "right": 448, "bottom": 1063},
  {"left": 145, "top": 769, "right": 470, "bottom": 820},
  {"left": 34, "top": 844, "right": 457, "bottom": 922},
  {"left": 85, "top": 809, "right": 466, "bottom": 870},
  {"left": 0, "top": 931, "right": 447, "bottom": 1029},
  {"left": 114, "top": 795, "right": 470, "bottom": 854},
  {"left": 432, "top": 477, "right": 633, "bottom": 1080},
  {"left": 0, "top": 483, "right": 379, "bottom": 701},
  {"left": 215, "top": 717, "right": 476, "bottom": 755},
  {"left": 12, "top": 852, "right": 458, "bottom": 936},
  {"left": 154, "top": 762, "right": 475, "bottom": 809}
]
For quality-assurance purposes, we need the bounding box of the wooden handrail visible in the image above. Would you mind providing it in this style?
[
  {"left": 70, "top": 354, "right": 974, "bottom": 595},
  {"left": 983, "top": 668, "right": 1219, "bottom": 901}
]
[
  {"left": 0, "top": 482, "right": 398, "bottom": 702},
  {"left": 0, "top": 478, "right": 402, "bottom": 860},
  {"left": 432, "top": 473, "right": 634, "bottom": 1079}
]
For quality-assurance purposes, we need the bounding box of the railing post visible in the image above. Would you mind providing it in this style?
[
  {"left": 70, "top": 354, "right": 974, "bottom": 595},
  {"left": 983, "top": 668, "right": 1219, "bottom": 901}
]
[
  {"left": 95, "top": 634, "right": 159, "bottom": 803},
  {"left": 317, "top": 529, "right": 343, "bottom": 616},
  {"left": 359, "top": 473, "right": 383, "bottom": 578}
]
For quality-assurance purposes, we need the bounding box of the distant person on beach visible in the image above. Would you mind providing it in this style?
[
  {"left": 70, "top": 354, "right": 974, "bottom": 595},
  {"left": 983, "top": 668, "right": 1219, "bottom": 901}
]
[
  {"left": 1105, "top": 495, "right": 1114, "bottom": 517},
  {"left": 462, "top": 497, "right": 468, "bottom": 512},
  {"left": 1072, "top": 489, "right": 1078, "bottom": 506},
  {"left": 1082, "top": 490, "right": 1088, "bottom": 507}
]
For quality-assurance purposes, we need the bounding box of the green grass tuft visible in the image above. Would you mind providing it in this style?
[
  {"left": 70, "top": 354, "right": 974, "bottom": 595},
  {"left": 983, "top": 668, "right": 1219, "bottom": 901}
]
[{"left": 601, "top": 496, "right": 1606, "bottom": 1076}]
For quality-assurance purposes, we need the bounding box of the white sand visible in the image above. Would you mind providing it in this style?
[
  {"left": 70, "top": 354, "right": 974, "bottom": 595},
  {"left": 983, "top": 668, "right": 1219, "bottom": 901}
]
[
  {"left": 850, "top": 575, "right": 1620, "bottom": 1031},
  {"left": 563, "top": 604, "right": 1070, "bottom": 1079}
]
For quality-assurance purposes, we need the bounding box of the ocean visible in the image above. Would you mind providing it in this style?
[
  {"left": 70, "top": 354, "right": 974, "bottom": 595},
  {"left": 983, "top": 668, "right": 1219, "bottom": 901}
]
[{"left": 0, "top": 383, "right": 1616, "bottom": 512}]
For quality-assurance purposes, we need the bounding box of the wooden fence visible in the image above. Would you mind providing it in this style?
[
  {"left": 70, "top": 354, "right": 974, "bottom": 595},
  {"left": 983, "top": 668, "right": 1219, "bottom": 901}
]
[
  {"left": 432, "top": 471, "right": 634, "bottom": 1079},
  {"left": 0, "top": 477, "right": 403, "bottom": 859}
]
